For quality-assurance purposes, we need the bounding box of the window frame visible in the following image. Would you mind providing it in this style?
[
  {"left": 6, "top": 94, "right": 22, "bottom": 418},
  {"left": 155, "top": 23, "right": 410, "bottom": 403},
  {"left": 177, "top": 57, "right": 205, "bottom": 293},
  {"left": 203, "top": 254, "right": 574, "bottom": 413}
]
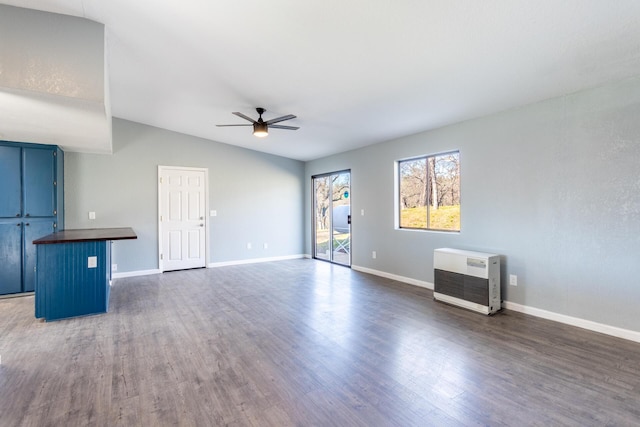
[{"left": 396, "top": 150, "right": 460, "bottom": 232}]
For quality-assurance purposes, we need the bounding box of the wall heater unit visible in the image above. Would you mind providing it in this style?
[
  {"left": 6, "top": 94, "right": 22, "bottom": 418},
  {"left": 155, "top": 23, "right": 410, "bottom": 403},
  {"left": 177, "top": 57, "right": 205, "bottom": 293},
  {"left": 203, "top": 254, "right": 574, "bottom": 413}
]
[{"left": 433, "top": 248, "right": 501, "bottom": 315}]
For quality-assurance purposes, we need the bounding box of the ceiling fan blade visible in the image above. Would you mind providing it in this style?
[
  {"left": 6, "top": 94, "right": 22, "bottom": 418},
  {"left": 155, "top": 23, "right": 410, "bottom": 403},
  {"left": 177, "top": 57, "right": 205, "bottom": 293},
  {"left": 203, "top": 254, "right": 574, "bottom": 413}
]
[
  {"left": 232, "top": 112, "right": 257, "bottom": 123},
  {"left": 216, "top": 124, "right": 252, "bottom": 127},
  {"left": 265, "top": 114, "right": 296, "bottom": 125},
  {"left": 269, "top": 124, "right": 299, "bottom": 130}
]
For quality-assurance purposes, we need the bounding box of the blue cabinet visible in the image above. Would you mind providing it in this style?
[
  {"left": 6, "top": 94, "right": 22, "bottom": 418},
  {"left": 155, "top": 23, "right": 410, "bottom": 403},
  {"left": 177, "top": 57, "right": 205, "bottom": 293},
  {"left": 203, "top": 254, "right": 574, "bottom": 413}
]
[
  {"left": 24, "top": 219, "right": 56, "bottom": 292},
  {"left": 0, "top": 146, "right": 22, "bottom": 218},
  {"left": 0, "top": 221, "right": 22, "bottom": 294},
  {"left": 23, "top": 148, "right": 57, "bottom": 218},
  {"left": 0, "top": 141, "right": 63, "bottom": 296}
]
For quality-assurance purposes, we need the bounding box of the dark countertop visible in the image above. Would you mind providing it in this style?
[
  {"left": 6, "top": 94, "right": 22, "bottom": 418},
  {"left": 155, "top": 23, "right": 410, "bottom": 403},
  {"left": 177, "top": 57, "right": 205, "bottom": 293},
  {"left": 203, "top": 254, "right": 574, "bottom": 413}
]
[{"left": 33, "top": 227, "right": 137, "bottom": 244}]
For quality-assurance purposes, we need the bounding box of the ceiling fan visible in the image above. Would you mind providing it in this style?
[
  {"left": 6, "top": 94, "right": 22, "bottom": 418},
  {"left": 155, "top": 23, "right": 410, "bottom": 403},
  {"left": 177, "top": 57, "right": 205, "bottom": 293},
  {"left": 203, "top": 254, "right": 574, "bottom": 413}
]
[{"left": 216, "top": 107, "right": 299, "bottom": 138}]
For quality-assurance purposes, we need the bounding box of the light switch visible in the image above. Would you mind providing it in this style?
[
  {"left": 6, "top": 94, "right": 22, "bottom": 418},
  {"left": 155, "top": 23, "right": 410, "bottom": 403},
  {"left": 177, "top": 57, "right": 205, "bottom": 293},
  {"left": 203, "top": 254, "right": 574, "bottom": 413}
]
[
  {"left": 210, "top": 210, "right": 217, "bottom": 217},
  {"left": 88, "top": 256, "right": 97, "bottom": 268}
]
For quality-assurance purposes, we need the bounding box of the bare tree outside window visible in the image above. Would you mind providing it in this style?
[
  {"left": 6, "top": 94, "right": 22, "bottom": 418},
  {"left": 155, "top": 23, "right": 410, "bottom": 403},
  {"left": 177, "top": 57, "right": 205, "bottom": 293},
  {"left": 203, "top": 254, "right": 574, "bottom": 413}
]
[{"left": 398, "top": 151, "right": 460, "bottom": 231}]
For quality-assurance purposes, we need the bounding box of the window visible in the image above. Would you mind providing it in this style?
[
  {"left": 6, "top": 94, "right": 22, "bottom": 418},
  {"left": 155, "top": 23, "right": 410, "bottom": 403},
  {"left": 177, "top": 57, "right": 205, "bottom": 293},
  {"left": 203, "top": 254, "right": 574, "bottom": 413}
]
[{"left": 398, "top": 151, "right": 460, "bottom": 231}]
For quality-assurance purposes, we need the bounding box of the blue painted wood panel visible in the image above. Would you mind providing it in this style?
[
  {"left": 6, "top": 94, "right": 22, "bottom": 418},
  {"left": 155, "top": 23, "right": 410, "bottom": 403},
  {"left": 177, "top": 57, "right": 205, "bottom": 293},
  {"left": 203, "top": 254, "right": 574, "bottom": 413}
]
[
  {"left": 23, "top": 147, "right": 55, "bottom": 218},
  {"left": 0, "top": 145, "right": 22, "bottom": 218},
  {"left": 55, "top": 147, "right": 64, "bottom": 230},
  {"left": 24, "top": 219, "right": 55, "bottom": 292},
  {"left": 0, "top": 221, "right": 22, "bottom": 294},
  {"left": 36, "top": 240, "right": 110, "bottom": 321}
]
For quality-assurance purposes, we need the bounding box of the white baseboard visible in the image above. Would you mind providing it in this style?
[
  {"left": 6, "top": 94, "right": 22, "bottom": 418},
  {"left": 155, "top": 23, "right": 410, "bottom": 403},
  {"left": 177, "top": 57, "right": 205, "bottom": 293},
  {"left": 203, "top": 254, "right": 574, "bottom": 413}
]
[
  {"left": 112, "top": 269, "right": 161, "bottom": 279},
  {"left": 351, "top": 265, "right": 434, "bottom": 290},
  {"left": 111, "top": 255, "right": 306, "bottom": 278},
  {"left": 208, "top": 254, "right": 306, "bottom": 268},
  {"left": 503, "top": 301, "right": 640, "bottom": 344},
  {"left": 352, "top": 265, "right": 640, "bottom": 343}
]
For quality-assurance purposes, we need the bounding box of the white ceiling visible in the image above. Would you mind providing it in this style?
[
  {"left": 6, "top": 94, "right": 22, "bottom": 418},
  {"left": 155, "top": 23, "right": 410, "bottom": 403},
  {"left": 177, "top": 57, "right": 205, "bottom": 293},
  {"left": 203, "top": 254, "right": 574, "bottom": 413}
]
[{"left": 3, "top": 1, "right": 640, "bottom": 161}]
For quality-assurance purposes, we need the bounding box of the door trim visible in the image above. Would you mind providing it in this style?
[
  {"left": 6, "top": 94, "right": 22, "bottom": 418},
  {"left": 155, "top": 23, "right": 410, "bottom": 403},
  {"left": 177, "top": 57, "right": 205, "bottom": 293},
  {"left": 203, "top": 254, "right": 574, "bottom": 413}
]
[{"left": 158, "top": 165, "right": 210, "bottom": 272}]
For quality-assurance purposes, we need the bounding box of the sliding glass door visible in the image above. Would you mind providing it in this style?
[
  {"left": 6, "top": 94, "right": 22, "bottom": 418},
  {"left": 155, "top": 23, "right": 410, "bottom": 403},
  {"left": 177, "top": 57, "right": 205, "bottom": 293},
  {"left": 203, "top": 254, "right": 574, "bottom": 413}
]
[{"left": 313, "top": 171, "right": 351, "bottom": 266}]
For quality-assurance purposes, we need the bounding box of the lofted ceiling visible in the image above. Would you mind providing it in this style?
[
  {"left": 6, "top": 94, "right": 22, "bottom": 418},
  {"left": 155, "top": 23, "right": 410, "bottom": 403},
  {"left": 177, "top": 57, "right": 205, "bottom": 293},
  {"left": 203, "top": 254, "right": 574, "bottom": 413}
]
[{"left": 2, "top": 1, "right": 640, "bottom": 161}]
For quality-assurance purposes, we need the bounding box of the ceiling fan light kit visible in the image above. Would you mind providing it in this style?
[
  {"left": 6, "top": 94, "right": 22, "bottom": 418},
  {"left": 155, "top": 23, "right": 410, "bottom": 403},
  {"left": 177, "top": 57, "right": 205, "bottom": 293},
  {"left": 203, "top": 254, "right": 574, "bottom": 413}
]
[
  {"left": 217, "top": 107, "right": 299, "bottom": 138},
  {"left": 253, "top": 122, "right": 268, "bottom": 137}
]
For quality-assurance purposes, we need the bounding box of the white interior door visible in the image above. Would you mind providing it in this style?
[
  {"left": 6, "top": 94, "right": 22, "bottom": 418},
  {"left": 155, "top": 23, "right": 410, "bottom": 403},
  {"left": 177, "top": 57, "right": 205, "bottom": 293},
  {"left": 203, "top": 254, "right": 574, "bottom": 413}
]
[{"left": 159, "top": 167, "right": 207, "bottom": 271}]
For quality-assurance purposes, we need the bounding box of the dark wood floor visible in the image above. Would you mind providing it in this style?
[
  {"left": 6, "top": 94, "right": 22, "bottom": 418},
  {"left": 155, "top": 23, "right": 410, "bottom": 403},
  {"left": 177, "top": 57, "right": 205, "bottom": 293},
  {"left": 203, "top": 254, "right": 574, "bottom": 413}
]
[{"left": 1, "top": 259, "right": 640, "bottom": 426}]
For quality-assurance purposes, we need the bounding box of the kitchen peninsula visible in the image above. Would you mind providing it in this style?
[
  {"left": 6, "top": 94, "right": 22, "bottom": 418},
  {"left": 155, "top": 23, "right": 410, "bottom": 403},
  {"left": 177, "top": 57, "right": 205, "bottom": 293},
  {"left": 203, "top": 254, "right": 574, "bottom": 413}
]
[{"left": 33, "top": 227, "right": 137, "bottom": 321}]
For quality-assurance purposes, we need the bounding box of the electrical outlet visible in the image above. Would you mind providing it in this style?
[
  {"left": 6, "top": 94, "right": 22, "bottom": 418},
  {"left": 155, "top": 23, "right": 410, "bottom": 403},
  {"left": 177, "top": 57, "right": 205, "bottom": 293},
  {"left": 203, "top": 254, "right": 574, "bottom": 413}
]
[
  {"left": 89, "top": 211, "right": 96, "bottom": 220},
  {"left": 210, "top": 210, "right": 217, "bottom": 217},
  {"left": 112, "top": 264, "right": 117, "bottom": 272},
  {"left": 247, "top": 243, "right": 252, "bottom": 249},
  {"left": 88, "top": 256, "right": 97, "bottom": 268},
  {"left": 372, "top": 251, "right": 377, "bottom": 259},
  {"left": 509, "top": 274, "right": 518, "bottom": 286},
  {"left": 361, "top": 209, "right": 365, "bottom": 216},
  {"left": 263, "top": 243, "right": 268, "bottom": 249}
]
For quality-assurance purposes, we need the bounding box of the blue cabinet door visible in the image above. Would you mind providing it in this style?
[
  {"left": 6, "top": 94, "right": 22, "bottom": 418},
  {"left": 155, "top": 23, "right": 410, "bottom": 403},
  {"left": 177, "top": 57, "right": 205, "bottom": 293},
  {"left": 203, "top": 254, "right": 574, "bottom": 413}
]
[
  {"left": 0, "top": 221, "right": 22, "bottom": 294},
  {"left": 24, "top": 219, "right": 55, "bottom": 292},
  {"left": 0, "top": 146, "right": 22, "bottom": 218},
  {"left": 23, "top": 148, "right": 55, "bottom": 218}
]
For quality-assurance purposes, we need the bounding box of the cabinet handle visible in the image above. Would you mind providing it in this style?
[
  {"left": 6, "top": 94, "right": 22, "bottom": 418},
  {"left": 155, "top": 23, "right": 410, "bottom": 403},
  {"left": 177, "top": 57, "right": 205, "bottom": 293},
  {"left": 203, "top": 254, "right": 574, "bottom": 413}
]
[
  {"left": 25, "top": 213, "right": 30, "bottom": 217},
  {"left": 16, "top": 213, "right": 20, "bottom": 217},
  {"left": 16, "top": 223, "right": 21, "bottom": 227},
  {"left": 25, "top": 223, "right": 30, "bottom": 226}
]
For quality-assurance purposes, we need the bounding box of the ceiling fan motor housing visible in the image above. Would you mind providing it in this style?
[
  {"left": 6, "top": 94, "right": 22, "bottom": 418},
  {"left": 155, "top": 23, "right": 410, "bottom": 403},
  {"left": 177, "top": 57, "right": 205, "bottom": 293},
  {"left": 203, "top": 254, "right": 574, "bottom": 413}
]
[{"left": 253, "top": 121, "right": 268, "bottom": 137}]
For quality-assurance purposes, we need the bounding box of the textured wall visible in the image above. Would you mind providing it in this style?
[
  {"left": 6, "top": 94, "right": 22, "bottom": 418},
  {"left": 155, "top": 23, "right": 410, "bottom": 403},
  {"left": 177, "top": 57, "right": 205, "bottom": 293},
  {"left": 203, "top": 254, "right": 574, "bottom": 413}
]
[
  {"left": 0, "top": 5, "right": 111, "bottom": 152},
  {"left": 0, "top": 5, "right": 104, "bottom": 100},
  {"left": 305, "top": 76, "right": 640, "bottom": 332},
  {"left": 65, "top": 119, "right": 305, "bottom": 272}
]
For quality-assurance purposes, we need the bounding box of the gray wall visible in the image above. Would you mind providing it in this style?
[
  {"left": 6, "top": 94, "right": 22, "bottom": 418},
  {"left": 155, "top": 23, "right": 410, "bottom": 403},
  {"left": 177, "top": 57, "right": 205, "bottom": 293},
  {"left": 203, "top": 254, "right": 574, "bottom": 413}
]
[
  {"left": 65, "top": 118, "right": 305, "bottom": 272},
  {"left": 305, "top": 76, "right": 640, "bottom": 332}
]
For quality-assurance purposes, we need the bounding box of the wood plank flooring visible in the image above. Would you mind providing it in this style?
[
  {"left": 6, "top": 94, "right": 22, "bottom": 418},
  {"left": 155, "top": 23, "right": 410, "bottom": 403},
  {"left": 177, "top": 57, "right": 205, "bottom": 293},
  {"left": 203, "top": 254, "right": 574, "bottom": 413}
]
[{"left": 1, "top": 259, "right": 640, "bottom": 426}]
